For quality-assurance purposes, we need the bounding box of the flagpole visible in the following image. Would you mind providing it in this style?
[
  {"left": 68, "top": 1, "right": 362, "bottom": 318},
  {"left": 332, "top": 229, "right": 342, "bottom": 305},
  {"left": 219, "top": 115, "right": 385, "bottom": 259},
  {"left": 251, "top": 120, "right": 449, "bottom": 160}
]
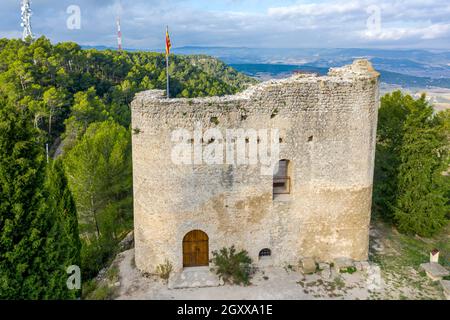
[{"left": 166, "top": 26, "right": 170, "bottom": 99}]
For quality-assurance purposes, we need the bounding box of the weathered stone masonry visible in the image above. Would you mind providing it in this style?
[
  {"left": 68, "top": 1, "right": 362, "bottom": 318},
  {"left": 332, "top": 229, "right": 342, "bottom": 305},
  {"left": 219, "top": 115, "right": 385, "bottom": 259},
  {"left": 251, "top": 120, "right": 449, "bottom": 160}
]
[{"left": 131, "top": 59, "right": 380, "bottom": 273}]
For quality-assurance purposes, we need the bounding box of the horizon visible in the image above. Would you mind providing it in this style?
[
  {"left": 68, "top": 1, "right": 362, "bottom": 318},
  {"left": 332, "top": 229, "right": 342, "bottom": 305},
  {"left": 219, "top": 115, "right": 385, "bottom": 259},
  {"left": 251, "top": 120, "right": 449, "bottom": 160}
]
[
  {"left": 2, "top": 0, "right": 450, "bottom": 50},
  {"left": 81, "top": 44, "right": 450, "bottom": 52}
]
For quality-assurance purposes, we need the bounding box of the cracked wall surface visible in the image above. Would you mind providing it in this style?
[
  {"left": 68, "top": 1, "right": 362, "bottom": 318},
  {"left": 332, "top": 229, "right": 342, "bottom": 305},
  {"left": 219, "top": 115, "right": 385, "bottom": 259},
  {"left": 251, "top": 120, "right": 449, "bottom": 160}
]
[{"left": 131, "top": 59, "right": 380, "bottom": 273}]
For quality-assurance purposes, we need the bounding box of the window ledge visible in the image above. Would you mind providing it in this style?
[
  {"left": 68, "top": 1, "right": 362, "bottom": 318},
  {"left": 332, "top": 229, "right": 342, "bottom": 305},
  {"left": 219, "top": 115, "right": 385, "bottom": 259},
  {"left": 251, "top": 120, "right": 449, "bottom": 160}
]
[{"left": 273, "top": 194, "right": 292, "bottom": 202}]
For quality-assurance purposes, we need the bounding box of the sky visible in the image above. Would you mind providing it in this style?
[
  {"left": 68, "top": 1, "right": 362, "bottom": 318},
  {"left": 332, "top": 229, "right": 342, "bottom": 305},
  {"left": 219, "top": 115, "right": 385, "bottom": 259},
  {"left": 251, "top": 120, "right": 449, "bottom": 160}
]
[{"left": 1, "top": 0, "right": 450, "bottom": 49}]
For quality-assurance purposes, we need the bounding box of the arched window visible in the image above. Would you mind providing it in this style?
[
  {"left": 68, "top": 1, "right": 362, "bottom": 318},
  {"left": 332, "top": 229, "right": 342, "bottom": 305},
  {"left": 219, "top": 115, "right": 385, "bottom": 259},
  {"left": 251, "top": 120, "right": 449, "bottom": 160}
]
[
  {"left": 273, "top": 159, "right": 291, "bottom": 197},
  {"left": 259, "top": 248, "right": 271, "bottom": 258}
]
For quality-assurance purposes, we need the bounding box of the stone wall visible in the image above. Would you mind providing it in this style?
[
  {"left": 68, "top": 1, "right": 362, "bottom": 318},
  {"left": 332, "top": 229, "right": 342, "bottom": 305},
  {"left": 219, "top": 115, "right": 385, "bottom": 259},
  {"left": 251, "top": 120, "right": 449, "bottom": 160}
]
[{"left": 131, "top": 59, "right": 380, "bottom": 273}]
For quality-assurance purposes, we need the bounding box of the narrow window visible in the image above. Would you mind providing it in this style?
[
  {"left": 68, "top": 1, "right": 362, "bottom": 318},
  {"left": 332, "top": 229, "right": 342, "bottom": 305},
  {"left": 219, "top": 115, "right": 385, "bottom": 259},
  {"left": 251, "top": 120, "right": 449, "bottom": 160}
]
[{"left": 273, "top": 159, "right": 291, "bottom": 197}]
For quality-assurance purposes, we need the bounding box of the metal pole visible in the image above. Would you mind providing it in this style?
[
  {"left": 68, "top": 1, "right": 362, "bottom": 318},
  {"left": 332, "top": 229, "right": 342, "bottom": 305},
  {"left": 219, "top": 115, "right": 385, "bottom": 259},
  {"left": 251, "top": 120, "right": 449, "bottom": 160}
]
[
  {"left": 166, "top": 53, "right": 169, "bottom": 99},
  {"left": 166, "top": 26, "right": 170, "bottom": 99},
  {"left": 45, "top": 143, "right": 49, "bottom": 163}
]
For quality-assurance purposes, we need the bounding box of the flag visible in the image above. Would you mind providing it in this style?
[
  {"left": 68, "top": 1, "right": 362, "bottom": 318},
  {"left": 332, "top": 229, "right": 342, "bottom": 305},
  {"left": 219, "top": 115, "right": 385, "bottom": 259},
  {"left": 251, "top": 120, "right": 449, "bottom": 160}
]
[{"left": 165, "top": 27, "right": 171, "bottom": 56}]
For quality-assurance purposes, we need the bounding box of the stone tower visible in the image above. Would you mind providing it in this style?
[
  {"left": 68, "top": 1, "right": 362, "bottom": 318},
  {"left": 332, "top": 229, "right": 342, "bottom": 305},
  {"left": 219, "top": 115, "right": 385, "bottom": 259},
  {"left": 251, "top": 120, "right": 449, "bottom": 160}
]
[{"left": 131, "top": 59, "right": 380, "bottom": 273}]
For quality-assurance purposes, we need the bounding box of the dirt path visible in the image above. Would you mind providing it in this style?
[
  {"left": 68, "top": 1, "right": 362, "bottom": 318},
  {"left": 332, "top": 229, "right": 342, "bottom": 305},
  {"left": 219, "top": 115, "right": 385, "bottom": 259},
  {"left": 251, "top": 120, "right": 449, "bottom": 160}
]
[
  {"left": 103, "top": 221, "right": 447, "bottom": 300},
  {"left": 115, "top": 249, "right": 375, "bottom": 300}
]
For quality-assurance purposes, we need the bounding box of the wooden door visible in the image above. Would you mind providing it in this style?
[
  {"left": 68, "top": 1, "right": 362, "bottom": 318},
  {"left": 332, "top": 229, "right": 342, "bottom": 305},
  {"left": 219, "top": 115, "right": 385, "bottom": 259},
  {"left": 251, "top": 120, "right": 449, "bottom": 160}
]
[{"left": 183, "top": 230, "right": 209, "bottom": 267}]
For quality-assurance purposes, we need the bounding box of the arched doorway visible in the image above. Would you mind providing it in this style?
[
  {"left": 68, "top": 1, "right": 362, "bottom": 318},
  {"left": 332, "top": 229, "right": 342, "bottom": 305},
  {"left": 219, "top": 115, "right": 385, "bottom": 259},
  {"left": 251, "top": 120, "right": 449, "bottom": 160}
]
[{"left": 183, "top": 230, "right": 209, "bottom": 267}]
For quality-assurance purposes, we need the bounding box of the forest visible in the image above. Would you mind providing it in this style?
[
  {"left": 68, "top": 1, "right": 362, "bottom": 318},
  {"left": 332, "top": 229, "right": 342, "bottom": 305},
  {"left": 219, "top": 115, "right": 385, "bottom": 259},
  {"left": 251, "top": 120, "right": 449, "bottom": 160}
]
[
  {"left": 0, "top": 37, "right": 448, "bottom": 299},
  {"left": 0, "top": 36, "right": 255, "bottom": 299}
]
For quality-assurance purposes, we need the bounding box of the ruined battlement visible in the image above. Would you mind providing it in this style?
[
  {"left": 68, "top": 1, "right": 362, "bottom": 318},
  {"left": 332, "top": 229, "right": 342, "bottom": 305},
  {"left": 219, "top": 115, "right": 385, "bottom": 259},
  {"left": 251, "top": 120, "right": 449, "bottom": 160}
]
[
  {"left": 131, "top": 59, "right": 380, "bottom": 273},
  {"left": 133, "top": 59, "right": 379, "bottom": 110}
]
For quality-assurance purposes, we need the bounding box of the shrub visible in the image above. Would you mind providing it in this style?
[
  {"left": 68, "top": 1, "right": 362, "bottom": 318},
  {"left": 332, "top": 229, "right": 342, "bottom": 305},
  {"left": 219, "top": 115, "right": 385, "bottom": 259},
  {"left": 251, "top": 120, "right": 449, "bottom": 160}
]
[
  {"left": 339, "top": 266, "right": 357, "bottom": 274},
  {"left": 87, "top": 285, "right": 116, "bottom": 300},
  {"left": 211, "top": 246, "right": 254, "bottom": 286},
  {"left": 156, "top": 259, "right": 173, "bottom": 282},
  {"left": 82, "top": 280, "right": 116, "bottom": 300}
]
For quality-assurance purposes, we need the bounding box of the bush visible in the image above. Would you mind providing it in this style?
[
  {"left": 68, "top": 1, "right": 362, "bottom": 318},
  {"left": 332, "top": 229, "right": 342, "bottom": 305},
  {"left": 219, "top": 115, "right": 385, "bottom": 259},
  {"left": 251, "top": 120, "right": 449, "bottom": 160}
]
[
  {"left": 156, "top": 259, "right": 173, "bottom": 282},
  {"left": 340, "top": 266, "right": 357, "bottom": 274},
  {"left": 211, "top": 246, "right": 254, "bottom": 286},
  {"left": 85, "top": 284, "right": 116, "bottom": 300},
  {"left": 80, "top": 236, "right": 117, "bottom": 280}
]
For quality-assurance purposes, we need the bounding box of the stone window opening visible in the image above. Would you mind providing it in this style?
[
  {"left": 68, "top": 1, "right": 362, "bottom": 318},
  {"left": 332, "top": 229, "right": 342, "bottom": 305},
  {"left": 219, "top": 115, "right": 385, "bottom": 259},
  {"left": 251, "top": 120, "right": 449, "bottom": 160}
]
[{"left": 273, "top": 159, "right": 291, "bottom": 199}]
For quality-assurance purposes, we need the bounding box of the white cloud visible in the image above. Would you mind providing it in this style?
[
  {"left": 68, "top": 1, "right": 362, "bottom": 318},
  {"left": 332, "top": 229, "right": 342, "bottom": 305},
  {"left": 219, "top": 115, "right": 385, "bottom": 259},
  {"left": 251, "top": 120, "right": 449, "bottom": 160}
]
[
  {"left": 0, "top": 0, "right": 449, "bottom": 48},
  {"left": 360, "top": 23, "right": 450, "bottom": 41},
  {"left": 268, "top": 1, "right": 363, "bottom": 18}
]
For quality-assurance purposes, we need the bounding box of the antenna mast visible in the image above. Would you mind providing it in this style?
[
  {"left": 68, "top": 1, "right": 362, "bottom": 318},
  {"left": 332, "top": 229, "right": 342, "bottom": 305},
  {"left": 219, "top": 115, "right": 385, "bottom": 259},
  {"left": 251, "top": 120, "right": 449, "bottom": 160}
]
[
  {"left": 21, "top": 0, "right": 34, "bottom": 40},
  {"left": 117, "top": 17, "right": 122, "bottom": 51}
]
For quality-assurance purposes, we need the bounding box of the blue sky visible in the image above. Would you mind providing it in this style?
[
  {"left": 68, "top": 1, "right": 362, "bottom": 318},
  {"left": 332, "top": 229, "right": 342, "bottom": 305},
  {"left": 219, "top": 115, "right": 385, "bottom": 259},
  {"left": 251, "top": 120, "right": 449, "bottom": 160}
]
[{"left": 1, "top": 0, "right": 450, "bottom": 49}]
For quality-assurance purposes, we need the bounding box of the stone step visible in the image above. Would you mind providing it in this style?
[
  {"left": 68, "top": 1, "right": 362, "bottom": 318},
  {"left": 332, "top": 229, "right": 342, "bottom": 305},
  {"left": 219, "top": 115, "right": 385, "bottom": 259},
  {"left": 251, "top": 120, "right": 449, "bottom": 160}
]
[
  {"left": 168, "top": 266, "right": 223, "bottom": 289},
  {"left": 419, "top": 262, "right": 450, "bottom": 281}
]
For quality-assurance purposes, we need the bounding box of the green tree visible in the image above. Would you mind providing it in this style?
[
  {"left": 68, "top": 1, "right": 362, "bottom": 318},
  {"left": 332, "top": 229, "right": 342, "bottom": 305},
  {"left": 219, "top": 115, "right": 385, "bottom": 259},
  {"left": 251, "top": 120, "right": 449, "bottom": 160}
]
[
  {"left": 42, "top": 159, "right": 81, "bottom": 298},
  {"left": 64, "top": 120, "right": 132, "bottom": 279},
  {"left": 64, "top": 120, "right": 131, "bottom": 239},
  {"left": 0, "top": 98, "right": 47, "bottom": 298},
  {"left": 373, "top": 91, "right": 411, "bottom": 219},
  {"left": 43, "top": 87, "right": 67, "bottom": 137},
  {"left": 0, "top": 98, "right": 80, "bottom": 299},
  {"left": 392, "top": 95, "right": 448, "bottom": 236}
]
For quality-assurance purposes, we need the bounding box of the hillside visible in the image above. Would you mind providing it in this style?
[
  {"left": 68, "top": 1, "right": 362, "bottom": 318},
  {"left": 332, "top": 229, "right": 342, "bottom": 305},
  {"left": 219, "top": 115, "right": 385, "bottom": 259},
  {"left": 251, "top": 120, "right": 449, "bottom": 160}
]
[{"left": 0, "top": 37, "right": 257, "bottom": 293}]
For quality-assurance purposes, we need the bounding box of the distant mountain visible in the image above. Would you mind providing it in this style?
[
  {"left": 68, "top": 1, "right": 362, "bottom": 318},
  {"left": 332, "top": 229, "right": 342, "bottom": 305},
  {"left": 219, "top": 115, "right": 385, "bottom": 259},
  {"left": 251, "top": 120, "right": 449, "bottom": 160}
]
[
  {"left": 174, "top": 47, "right": 450, "bottom": 79},
  {"left": 81, "top": 45, "right": 140, "bottom": 52},
  {"left": 230, "top": 63, "right": 450, "bottom": 89},
  {"left": 81, "top": 45, "right": 450, "bottom": 89}
]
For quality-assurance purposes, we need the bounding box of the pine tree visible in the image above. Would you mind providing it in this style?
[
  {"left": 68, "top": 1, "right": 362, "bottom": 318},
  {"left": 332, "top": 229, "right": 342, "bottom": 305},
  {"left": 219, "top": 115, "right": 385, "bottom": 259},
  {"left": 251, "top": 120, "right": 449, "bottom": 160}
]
[
  {"left": 373, "top": 91, "right": 411, "bottom": 219},
  {"left": 0, "top": 98, "right": 48, "bottom": 298},
  {"left": 0, "top": 98, "right": 81, "bottom": 299},
  {"left": 392, "top": 95, "right": 449, "bottom": 236},
  {"left": 41, "top": 159, "right": 81, "bottom": 299}
]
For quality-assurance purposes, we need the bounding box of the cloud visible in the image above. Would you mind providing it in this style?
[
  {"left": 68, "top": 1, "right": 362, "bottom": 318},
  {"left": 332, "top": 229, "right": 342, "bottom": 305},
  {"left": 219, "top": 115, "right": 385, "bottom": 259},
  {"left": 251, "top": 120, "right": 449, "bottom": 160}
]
[
  {"left": 360, "top": 23, "right": 450, "bottom": 41},
  {"left": 268, "top": 1, "right": 363, "bottom": 18},
  {"left": 0, "top": 0, "right": 449, "bottom": 49}
]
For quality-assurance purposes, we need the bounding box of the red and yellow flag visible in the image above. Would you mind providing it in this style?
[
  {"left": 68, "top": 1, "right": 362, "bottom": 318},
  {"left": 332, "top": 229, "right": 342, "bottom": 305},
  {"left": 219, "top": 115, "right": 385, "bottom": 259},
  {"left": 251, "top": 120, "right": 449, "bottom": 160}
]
[{"left": 165, "top": 27, "right": 171, "bottom": 56}]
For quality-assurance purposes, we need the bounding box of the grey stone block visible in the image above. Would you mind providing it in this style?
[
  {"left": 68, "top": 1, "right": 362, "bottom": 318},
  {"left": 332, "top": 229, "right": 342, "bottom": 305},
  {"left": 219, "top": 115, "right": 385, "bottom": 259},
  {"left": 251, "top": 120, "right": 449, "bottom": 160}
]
[
  {"left": 420, "top": 262, "right": 449, "bottom": 281},
  {"left": 301, "top": 257, "right": 317, "bottom": 274}
]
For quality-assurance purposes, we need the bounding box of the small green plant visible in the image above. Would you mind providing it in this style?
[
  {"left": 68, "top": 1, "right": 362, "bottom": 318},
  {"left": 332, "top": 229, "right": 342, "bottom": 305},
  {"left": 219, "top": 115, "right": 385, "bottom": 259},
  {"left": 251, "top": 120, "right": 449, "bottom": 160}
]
[
  {"left": 316, "top": 263, "right": 323, "bottom": 272},
  {"left": 210, "top": 116, "right": 220, "bottom": 125},
  {"left": 88, "top": 285, "right": 116, "bottom": 300},
  {"left": 333, "top": 276, "right": 346, "bottom": 290},
  {"left": 340, "top": 266, "right": 357, "bottom": 274},
  {"left": 270, "top": 108, "right": 278, "bottom": 118},
  {"left": 107, "top": 265, "right": 119, "bottom": 281},
  {"left": 133, "top": 127, "right": 141, "bottom": 135},
  {"left": 156, "top": 259, "right": 173, "bottom": 282},
  {"left": 81, "top": 279, "right": 97, "bottom": 299},
  {"left": 211, "top": 246, "right": 254, "bottom": 286},
  {"left": 82, "top": 280, "right": 117, "bottom": 300},
  {"left": 284, "top": 264, "right": 294, "bottom": 273}
]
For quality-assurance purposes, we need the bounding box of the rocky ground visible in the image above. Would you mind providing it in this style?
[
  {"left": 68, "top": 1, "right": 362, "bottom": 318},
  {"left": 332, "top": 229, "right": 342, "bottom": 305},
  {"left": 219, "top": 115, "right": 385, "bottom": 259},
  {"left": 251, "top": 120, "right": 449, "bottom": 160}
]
[{"left": 85, "top": 221, "right": 448, "bottom": 300}]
